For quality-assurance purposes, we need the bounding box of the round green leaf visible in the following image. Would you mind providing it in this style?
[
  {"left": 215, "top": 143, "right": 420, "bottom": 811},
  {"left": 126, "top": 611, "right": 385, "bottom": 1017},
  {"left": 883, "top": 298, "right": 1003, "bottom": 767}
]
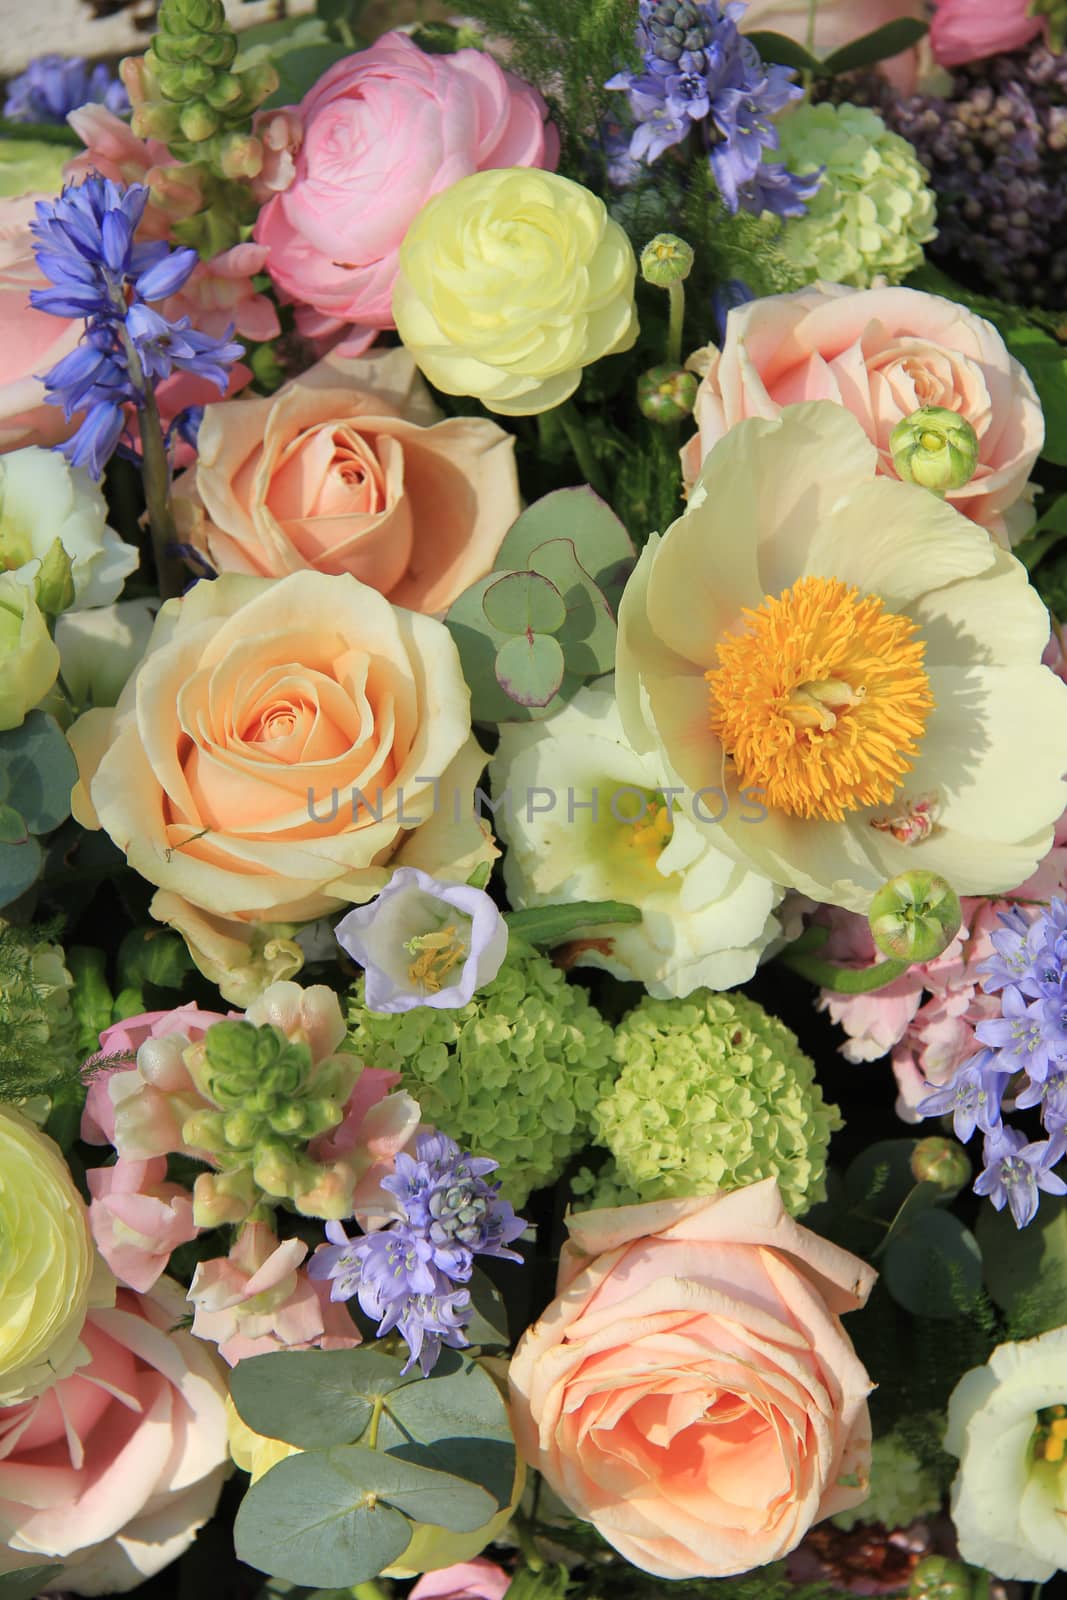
[
  {"left": 377, "top": 1351, "right": 516, "bottom": 1511},
  {"left": 0, "top": 835, "right": 43, "bottom": 909},
  {"left": 494, "top": 633, "right": 565, "bottom": 709},
  {"left": 234, "top": 1451, "right": 412, "bottom": 1587},
  {"left": 0, "top": 804, "right": 29, "bottom": 846},
  {"left": 483, "top": 571, "right": 567, "bottom": 636},
  {"left": 0, "top": 711, "right": 78, "bottom": 834},
  {"left": 883, "top": 1208, "right": 982, "bottom": 1319},
  {"left": 976, "top": 1194, "right": 1067, "bottom": 1335},
  {"left": 229, "top": 1348, "right": 417, "bottom": 1449}
]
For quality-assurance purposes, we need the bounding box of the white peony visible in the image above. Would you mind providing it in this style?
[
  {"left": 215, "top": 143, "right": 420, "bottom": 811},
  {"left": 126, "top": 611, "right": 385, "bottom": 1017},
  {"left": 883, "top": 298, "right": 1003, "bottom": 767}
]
[
  {"left": 0, "top": 446, "right": 138, "bottom": 610},
  {"left": 616, "top": 402, "right": 1067, "bottom": 912},
  {"left": 489, "top": 680, "right": 782, "bottom": 997},
  {"left": 946, "top": 1326, "right": 1067, "bottom": 1581}
]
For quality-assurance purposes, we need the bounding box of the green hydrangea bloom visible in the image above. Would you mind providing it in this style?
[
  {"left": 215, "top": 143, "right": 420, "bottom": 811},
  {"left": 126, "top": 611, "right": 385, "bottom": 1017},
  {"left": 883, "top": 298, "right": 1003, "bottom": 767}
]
[
  {"left": 594, "top": 991, "right": 841, "bottom": 1216},
  {"left": 347, "top": 939, "right": 616, "bottom": 1207},
  {"left": 0, "top": 920, "right": 79, "bottom": 1104},
  {"left": 773, "top": 102, "right": 937, "bottom": 288},
  {"left": 569, "top": 1157, "right": 642, "bottom": 1213},
  {"left": 832, "top": 1431, "right": 942, "bottom": 1531}
]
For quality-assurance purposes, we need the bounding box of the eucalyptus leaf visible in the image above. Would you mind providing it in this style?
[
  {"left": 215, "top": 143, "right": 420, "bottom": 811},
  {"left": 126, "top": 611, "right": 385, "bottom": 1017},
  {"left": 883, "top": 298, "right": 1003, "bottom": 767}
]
[
  {"left": 464, "top": 1266, "right": 510, "bottom": 1351},
  {"left": 504, "top": 900, "right": 642, "bottom": 946},
  {"left": 883, "top": 1208, "right": 982, "bottom": 1319},
  {"left": 0, "top": 1567, "right": 66, "bottom": 1600},
  {"left": 324, "top": 1442, "right": 498, "bottom": 1531},
  {"left": 378, "top": 1351, "right": 516, "bottom": 1509},
  {"left": 229, "top": 1348, "right": 417, "bottom": 1448},
  {"left": 234, "top": 1450, "right": 412, "bottom": 1587},
  {"left": 844, "top": 1139, "right": 927, "bottom": 1219},
  {"left": 494, "top": 632, "right": 566, "bottom": 708},
  {"left": 497, "top": 487, "right": 634, "bottom": 614},
  {"left": 821, "top": 18, "right": 927, "bottom": 75},
  {"left": 0, "top": 711, "right": 77, "bottom": 834},
  {"left": 527, "top": 539, "right": 617, "bottom": 677},
  {"left": 976, "top": 1194, "right": 1067, "bottom": 1335},
  {"left": 0, "top": 804, "right": 28, "bottom": 846},
  {"left": 0, "top": 834, "right": 43, "bottom": 908},
  {"left": 483, "top": 570, "right": 567, "bottom": 636}
]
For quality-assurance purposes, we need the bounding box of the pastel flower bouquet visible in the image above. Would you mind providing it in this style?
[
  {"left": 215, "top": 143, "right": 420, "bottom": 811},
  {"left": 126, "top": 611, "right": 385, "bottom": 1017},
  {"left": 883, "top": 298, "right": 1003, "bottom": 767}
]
[{"left": 5, "top": 1, "right": 1067, "bottom": 1597}]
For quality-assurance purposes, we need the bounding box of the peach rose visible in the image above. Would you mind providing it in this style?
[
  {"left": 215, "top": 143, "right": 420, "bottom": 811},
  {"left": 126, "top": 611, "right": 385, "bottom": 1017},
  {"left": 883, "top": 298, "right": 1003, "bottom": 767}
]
[
  {"left": 508, "top": 1181, "right": 875, "bottom": 1580},
  {"left": 174, "top": 348, "right": 520, "bottom": 614},
  {"left": 68, "top": 570, "right": 494, "bottom": 1000},
  {"left": 0, "top": 1279, "right": 230, "bottom": 1595},
  {"left": 0, "top": 194, "right": 81, "bottom": 453},
  {"left": 740, "top": 0, "right": 926, "bottom": 92},
  {"left": 682, "top": 284, "right": 1044, "bottom": 545}
]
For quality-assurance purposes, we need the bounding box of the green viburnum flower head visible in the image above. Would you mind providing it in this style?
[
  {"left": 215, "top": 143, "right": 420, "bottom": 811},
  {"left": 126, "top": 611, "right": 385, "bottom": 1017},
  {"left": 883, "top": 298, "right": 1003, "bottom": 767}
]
[
  {"left": 832, "top": 1429, "right": 943, "bottom": 1532},
  {"left": 347, "top": 937, "right": 616, "bottom": 1208},
  {"left": 594, "top": 990, "right": 842, "bottom": 1216},
  {"left": 773, "top": 102, "right": 937, "bottom": 289}
]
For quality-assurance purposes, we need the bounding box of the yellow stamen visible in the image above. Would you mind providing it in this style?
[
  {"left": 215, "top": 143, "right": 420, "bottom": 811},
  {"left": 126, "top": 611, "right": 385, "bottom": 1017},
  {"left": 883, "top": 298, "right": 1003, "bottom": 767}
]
[
  {"left": 705, "top": 576, "right": 934, "bottom": 822},
  {"left": 619, "top": 796, "right": 674, "bottom": 863},
  {"left": 405, "top": 924, "right": 466, "bottom": 994}
]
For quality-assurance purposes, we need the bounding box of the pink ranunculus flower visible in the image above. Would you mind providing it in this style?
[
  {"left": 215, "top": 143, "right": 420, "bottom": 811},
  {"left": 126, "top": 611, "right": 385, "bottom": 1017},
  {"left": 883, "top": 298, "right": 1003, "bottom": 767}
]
[
  {"left": 508, "top": 1182, "right": 876, "bottom": 1581},
  {"left": 0, "top": 1279, "right": 230, "bottom": 1595},
  {"left": 253, "top": 30, "right": 559, "bottom": 347},
  {"left": 682, "top": 283, "right": 1045, "bottom": 545},
  {"left": 186, "top": 1221, "right": 360, "bottom": 1366},
  {"left": 929, "top": 0, "right": 1045, "bottom": 68},
  {"left": 0, "top": 195, "right": 82, "bottom": 453},
  {"left": 410, "top": 1559, "right": 512, "bottom": 1600},
  {"left": 159, "top": 242, "right": 281, "bottom": 345},
  {"left": 86, "top": 1157, "right": 198, "bottom": 1294},
  {"left": 741, "top": 0, "right": 926, "bottom": 92},
  {"left": 64, "top": 105, "right": 201, "bottom": 241}
]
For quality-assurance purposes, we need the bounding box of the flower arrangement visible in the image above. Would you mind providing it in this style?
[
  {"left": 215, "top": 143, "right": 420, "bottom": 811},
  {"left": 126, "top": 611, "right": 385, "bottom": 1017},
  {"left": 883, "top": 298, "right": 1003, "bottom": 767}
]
[{"left": 2, "top": 2, "right": 1067, "bottom": 1598}]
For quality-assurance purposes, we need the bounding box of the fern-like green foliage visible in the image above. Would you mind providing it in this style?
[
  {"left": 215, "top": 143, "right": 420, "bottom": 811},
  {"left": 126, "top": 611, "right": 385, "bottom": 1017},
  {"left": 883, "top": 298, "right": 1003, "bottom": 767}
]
[{"left": 0, "top": 919, "right": 82, "bottom": 1104}]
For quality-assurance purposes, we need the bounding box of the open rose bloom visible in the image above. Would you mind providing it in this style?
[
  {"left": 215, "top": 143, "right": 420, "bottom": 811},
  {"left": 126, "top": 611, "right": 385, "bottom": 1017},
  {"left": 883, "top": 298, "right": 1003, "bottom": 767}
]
[{"left": 509, "top": 1181, "right": 875, "bottom": 1579}]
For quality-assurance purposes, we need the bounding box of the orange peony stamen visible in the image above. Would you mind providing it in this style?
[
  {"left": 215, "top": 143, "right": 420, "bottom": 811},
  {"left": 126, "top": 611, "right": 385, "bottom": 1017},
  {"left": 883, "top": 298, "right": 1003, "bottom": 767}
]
[{"left": 705, "top": 576, "right": 934, "bottom": 823}]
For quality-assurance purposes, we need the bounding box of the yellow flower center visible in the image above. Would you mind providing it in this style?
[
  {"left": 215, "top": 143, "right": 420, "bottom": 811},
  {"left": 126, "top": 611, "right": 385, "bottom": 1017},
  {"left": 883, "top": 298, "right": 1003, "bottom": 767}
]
[
  {"left": 617, "top": 792, "right": 674, "bottom": 864},
  {"left": 405, "top": 925, "right": 467, "bottom": 994},
  {"left": 1034, "top": 1404, "right": 1067, "bottom": 1463},
  {"left": 705, "top": 576, "right": 933, "bottom": 823}
]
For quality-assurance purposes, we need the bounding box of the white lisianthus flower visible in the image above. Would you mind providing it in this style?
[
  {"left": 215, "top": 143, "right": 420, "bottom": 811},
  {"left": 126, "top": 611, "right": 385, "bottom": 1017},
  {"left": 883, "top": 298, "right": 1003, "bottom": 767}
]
[
  {"left": 55, "top": 598, "right": 157, "bottom": 709},
  {"left": 489, "top": 681, "right": 782, "bottom": 997},
  {"left": 945, "top": 1327, "right": 1067, "bottom": 1581},
  {"left": 617, "top": 402, "right": 1067, "bottom": 912},
  {"left": 0, "top": 446, "right": 139, "bottom": 610}
]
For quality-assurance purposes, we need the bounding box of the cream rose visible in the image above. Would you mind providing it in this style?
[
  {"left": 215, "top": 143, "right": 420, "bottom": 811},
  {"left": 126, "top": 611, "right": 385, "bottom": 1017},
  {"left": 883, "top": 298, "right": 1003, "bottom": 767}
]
[
  {"left": 508, "top": 1180, "right": 875, "bottom": 1579},
  {"left": 174, "top": 348, "right": 520, "bottom": 615},
  {"left": 682, "top": 284, "right": 1045, "bottom": 544},
  {"left": 69, "top": 571, "right": 494, "bottom": 999}
]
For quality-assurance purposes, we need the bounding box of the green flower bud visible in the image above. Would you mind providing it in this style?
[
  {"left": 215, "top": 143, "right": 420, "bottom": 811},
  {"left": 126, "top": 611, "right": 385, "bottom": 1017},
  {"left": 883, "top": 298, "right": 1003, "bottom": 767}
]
[
  {"left": 218, "top": 131, "right": 264, "bottom": 181},
  {"left": 868, "top": 870, "right": 962, "bottom": 964},
  {"left": 890, "top": 406, "right": 980, "bottom": 495},
  {"left": 34, "top": 539, "right": 76, "bottom": 619},
  {"left": 637, "top": 364, "right": 699, "bottom": 424},
  {"left": 911, "top": 1134, "right": 971, "bottom": 1196},
  {"left": 192, "top": 1166, "right": 258, "bottom": 1228},
  {"left": 0, "top": 574, "right": 60, "bottom": 733},
  {"left": 908, "top": 1555, "right": 977, "bottom": 1600},
  {"left": 179, "top": 100, "right": 222, "bottom": 144},
  {"left": 640, "top": 233, "right": 695, "bottom": 287}
]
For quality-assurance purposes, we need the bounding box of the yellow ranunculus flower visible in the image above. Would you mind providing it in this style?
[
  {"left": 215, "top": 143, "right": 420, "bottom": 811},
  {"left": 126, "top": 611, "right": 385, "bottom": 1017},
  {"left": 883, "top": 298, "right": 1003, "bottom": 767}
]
[
  {"left": 225, "top": 1396, "right": 302, "bottom": 1482},
  {"left": 0, "top": 1104, "right": 95, "bottom": 1405},
  {"left": 0, "top": 571, "right": 60, "bottom": 732},
  {"left": 392, "top": 167, "right": 638, "bottom": 416}
]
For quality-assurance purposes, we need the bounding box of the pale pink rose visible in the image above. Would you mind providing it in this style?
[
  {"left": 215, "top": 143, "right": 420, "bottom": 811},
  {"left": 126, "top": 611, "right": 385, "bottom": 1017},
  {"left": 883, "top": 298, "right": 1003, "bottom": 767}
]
[
  {"left": 508, "top": 1181, "right": 876, "bottom": 1581},
  {"left": 186, "top": 1221, "right": 360, "bottom": 1366},
  {"left": 0, "top": 195, "right": 82, "bottom": 453},
  {"left": 64, "top": 105, "right": 201, "bottom": 241},
  {"left": 410, "top": 1559, "right": 512, "bottom": 1600},
  {"left": 929, "top": 0, "right": 1045, "bottom": 68},
  {"left": 86, "top": 1157, "right": 198, "bottom": 1294},
  {"left": 682, "top": 284, "right": 1045, "bottom": 544},
  {"left": 174, "top": 346, "right": 520, "bottom": 613},
  {"left": 81, "top": 1004, "right": 228, "bottom": 1149},
  {"left": 741, "top": 0, "right": 925, "bottom": 92},
  {"left": 159, "top": 243, "right": 280, "bottom": 344},
  {"left": 0, "top": 1279, "right": 230, "bottom": 1595},
  {"left": 253, "top": 30, "right": 558, "bottom": 345}
]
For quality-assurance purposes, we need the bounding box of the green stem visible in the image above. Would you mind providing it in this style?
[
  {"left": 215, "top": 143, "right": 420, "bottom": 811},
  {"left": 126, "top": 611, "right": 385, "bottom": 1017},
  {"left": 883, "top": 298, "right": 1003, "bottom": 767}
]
[
  {"left": 116, "top": 319, "right": 186, "bottom": 601},
  {"left": 972, "top": 1573, "right": 991, "bottom": 1600},
  {"left": 366, "top": 1393, "right": 384, "bottom": 1451},
  {"left": 555, "top": 399, "right": 608, "bottom": 498},
  {"left": 511, "top": 1508, "right": 546, "bottom": 1574},
  {"left": 779, "top": 949, "right": 912, "bottom": 993},
  {"left": 805, "top": 0, "right": 819, "bottom": 53},
  {"left": 667, "top": 281, "right": 685, "bottom": 366}
]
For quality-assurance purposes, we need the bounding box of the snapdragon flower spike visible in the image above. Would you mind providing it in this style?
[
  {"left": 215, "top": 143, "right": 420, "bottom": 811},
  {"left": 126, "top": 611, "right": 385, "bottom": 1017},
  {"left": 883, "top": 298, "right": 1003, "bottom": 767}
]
[
  {"left": 29, "top": 175, "right": 243, "bottom": 478},
  {"left": 308, "top": 1132, "right": 526, "bottom": 1375},
  {"left": 606, "top": 0, "right": 815, "bottom": 218},
  {"left": 973, "top": 1127, "right": 1067, "bottom": 1229}
]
